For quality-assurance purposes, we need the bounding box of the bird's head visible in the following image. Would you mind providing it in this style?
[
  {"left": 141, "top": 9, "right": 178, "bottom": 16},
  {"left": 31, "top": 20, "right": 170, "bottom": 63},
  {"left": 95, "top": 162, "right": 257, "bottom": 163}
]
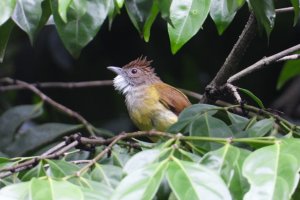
[{"left": 107, "top": 57, "right": 161, "bottom": 94}]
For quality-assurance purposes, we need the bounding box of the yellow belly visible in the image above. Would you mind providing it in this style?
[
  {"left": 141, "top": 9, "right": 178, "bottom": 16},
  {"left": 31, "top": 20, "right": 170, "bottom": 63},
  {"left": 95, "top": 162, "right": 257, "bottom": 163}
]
[{"left": 125, "top": 85, "right": 177, "bottom": 131}]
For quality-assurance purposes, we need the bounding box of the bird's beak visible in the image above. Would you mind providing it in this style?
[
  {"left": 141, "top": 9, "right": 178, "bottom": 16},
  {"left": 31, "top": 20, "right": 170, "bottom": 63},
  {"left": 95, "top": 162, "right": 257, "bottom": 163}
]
[{"left": 107, "top": 66, "right": 123, "bottom": 75}]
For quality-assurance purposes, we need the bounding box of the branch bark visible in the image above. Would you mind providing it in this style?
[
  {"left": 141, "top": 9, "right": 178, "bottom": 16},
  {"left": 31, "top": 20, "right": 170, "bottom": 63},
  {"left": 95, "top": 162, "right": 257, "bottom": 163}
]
[
  {"left": 228, "top": 44, "right": 300, "bottom": 83},
  {"left": 202, "top": 13, "right": 257, "bottom": 102},
  {"left": 0, "top": 77, "right": 98, "bottom": 135},
  {"left": 0, "top": 80, "right": 113, "bottom": 92}
]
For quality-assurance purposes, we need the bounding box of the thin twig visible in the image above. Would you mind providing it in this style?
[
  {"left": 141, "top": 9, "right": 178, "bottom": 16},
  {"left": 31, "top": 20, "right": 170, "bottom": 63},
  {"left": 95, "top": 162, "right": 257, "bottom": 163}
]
[
  {"left": 76, "top": 133, "right": 125, "bottom": 176},
  {"left": 180, "top": 89, "right": 203, "bottom": 100},
  {"left": 0, "top": 77, "right": 96, "bottom": 135},
  {"left": 276, "top": 54, "right": 300, "bottom": 62},
  {"left": 0, "top": 140, "right": 79, "bottom": 178},
  {"left": 226, "top": 84, "right": 242, "bottom": 104},
  {"left": 275, "top": 7, "right": 294, "bottom": 14},
  {"left": 228, "top": 44, "right": 300, "bottom": 83},
  {"left": 0, "top": 80, "right": 113, "bottom": 92}
]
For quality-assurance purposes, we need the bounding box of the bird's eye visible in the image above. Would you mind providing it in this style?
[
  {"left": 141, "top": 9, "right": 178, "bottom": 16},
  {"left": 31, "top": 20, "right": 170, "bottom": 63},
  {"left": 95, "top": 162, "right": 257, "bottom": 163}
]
[{"left": 131, "top": 69, "right": 138, "bottom": 74}]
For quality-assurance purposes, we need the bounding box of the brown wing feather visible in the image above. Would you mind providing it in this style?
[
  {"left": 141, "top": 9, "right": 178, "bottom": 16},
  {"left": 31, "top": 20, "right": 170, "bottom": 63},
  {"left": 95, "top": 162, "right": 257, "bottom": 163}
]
[{"left": 154, "top": 83, "right": 191, "bottom": 115}]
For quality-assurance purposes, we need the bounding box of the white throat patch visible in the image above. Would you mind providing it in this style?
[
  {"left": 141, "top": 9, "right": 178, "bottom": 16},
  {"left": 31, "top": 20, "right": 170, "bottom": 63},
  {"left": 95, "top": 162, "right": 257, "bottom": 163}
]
[{"left": 113, "top": 75, "right": 132, "bottom": 94}]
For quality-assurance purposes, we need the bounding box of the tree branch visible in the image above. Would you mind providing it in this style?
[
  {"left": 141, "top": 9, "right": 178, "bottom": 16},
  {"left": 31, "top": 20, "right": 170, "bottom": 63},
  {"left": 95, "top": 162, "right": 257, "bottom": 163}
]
[
  {"left": 275, "top": 7, "right": 294, "bottom": 14},
  {"left": 0, "top": 80, "right": 113, "bottom": 92},
  {"left": 228, "top": 44, "right": 300, "bottom": 83},
  {"left": 0, "top": 77, "right": 99, "bottom": 135},
  {"left": 202, "top": 13, "right": 257, "bottom": 102},
  {"left": 276, "top": 54, "right": 300, "bottom": 62}
]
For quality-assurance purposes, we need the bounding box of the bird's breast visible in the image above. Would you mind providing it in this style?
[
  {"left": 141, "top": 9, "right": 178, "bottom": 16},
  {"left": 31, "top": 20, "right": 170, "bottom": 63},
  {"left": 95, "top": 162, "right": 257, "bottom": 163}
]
[{"left": 125, "top": 85, "right": 177, "bottom": 131}]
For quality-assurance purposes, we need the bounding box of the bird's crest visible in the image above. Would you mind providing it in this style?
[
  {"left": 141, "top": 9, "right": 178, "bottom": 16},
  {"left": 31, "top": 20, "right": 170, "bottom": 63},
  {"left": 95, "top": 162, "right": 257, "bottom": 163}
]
[{"left": 123, "top": 56, "right": 154, "bottom": 72}]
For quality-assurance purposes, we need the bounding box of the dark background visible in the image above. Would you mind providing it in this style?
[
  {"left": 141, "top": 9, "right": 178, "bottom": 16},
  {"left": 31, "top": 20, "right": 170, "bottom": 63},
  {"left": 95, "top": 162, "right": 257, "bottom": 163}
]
[{"left": 0, "top": 2, "right": 299, "bottom": 133}]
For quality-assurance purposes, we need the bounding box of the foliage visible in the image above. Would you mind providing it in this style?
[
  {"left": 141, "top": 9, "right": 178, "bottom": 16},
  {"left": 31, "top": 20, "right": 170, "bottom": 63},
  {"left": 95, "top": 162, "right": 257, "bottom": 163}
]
[
  {"left": 277, "top": 57, "right": 300, "bottom": 90},
  {"left": 0, "top": 0, "right": 298, "bottom": 61},
  {"left": 0, "top": 103, "right": 300, "bottom": 199}
]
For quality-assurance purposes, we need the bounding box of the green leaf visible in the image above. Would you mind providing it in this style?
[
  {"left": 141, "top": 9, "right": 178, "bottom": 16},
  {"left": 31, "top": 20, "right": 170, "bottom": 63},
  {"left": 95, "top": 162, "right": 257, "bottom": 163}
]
[
  {"left": 168, "top": 0, "right": 211, "bottom": 54},
  {"left": 0, "top": 0, "right": 16, "bottom": 26},
  {"left": 290, "top": 0, "right": 299, "bottom": 26},
  {"left": 123, "top": 149, "right": 163, "bottom": 174},
  {"left": 238, "top": 87, "right": 265, "bottom": 108},
  {"left": 190, "top": 113, "right": 233, "bottom": 150},
  {"left": 168, "top": 104, "right": 219, "bottom": 133},
  {"left": 210, "top": 0, "right": 245, "bottom": 35},
  {"left": 100, "top": 145, "right": 133, "bottom": 167},
  {"left": 116, "top": 0, "right": 124, "bottom": 8},
  {"left": 200, "top": 144, "right": 250, "bottom": 199},
  {"left": 107, "top": 0, "right": 120, "bottom": 29},
  {"left": 243, "top": 138, "right": 300, "bottom": 200},
  {"left": 11, "top": 0, "right": 44, "bottom": 44},
  {"left": 125, "top": 0, "right": 158, "bottom": 42},
  {"left": 143, "top": 1, "right": 159, "bottom": 42},
  {"left": 227, "top": 111, "right": 249, "bottom": 133},
  {"left": 73, "top": 178, "right": 113, "bottom": 200},
  {"left": 0, "top": 103, "right": 43, "bottom": 148},
  {"left": 46, "top": 159, "right": 81, "bottom": 178},
  {"left": 5, "top": 123, "right": 82, "bottom": 156},
  {"left": 111, "top": 161, "right": 168, "bottom": 200},
  {"left": 0, "top": 20, "right": 14, "bottom": 63},
  {"left": 167, "top": 158, "right": 231, "bottom": 200},
  {"left": 20, "top": 161, "right": 46, "bottom": 181},
  {"left": 90, "top": 163, "right": 123, "bottom": 188},
  {"left": 51, "top": 0, "right": 109, "bottom": 57},
  {"left": 158, "top": 0, "right": 173, "bottom": 25},
  {"left": 0, "top": 182, "right": 30, "bottom": 199},
  {"left": 246, "top": 118, "right": 274, "bottom": 137},
  {"left": 277, "top": 58, "right": 300, "bottom": 90},
  {"left": 248, "top": 0, "right": 275, "bottom": 38},
  {"left": 58, "top": 0, "right": 73, "bottom": 22}
]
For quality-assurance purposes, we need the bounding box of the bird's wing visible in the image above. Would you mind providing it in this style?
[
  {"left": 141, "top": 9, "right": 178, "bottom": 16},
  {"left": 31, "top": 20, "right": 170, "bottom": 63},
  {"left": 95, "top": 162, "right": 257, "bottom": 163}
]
[{"left": 154, "top": 83, "right": 191, "bottom": 115}]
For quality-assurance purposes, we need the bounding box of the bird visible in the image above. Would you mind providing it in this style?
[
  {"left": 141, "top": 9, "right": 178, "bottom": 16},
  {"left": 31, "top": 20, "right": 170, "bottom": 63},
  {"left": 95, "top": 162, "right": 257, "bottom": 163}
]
[{"left": 107, "top": 57, "right": 191, "bottom": 132}]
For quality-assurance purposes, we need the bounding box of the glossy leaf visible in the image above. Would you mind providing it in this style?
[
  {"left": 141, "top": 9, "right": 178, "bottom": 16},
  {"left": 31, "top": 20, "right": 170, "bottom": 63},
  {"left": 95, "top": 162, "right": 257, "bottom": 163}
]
[
  {"left": 3, "top": 178, "right": 84, "bottom": 200},
  {"left": 123, "top": 149, "right": 162, "bottom": 174},
  {"left": 243, "top": 138, "right": 300, "bottom": 200},
  {"left": 227, "top": 111, "right": 249, "bottom": 133},
  {"left": 108, "top": 0, "right": 120, "bottom": 29},
  {"left": 125, "top": 0, "right": 158, "bottom": 42},
  {"left": 168, "top": 103, "right": 219, "bottom": 133},
  {"left": 143, "top": 1, "right": 159, "bottom": 42},
  {"left": 100, "top": 145, "right": 133, "bottom": 167},
  {"left": 6, "top": 123, "right": 82, "bottom": 156},
  {"left": 111, "top": 161, "right": 168, "bottom": 200},
  {"left": 58, "top": 0, "right": 72, "bottom": 22},
  {"left": 238, "top": 87, "right": 265, "bottom": 108},
  {"left": 291, "top": 0, "right": 299, "bottom": 25},
  {"left": 158, "top": 0, "right": 173, "bottom": 25},
  {"left": 0, "top": 20, "right": 14, "bottom": 63},
  {"left": 0, "top": 103, "right": 43, "bottom": 148},
  {"left": 248, "top": 0, "right": 275, "bottom": 38},
  {"left": 76, "top": 179, "right": 113, "bottom": 200},
  {"left": 20, "top": 161, "right": 46, "bottom": 181},
  {"left": 277, "top": 58, "right": 300, "bottom": 90},
  {"left": 0, "top": 0, "right": 16, "bottom": 26},
  {"left": 167, "top": 158, "right": 231, "bottom": 200},
  {"left": 46, "top": 159, "right": 80, "bottom": 178},
  {"left": 168, "top": 0, "right": 211, "bottom": 54},
  {"left": 90, "top": 163, "right": 123, "bottom": 188},
  {"left": 210, "top": 0, "right": 245, "bottom": 35},
  {"left": 12, "top": 0, "right": 44, "bottom": 44},
  {"left": 51, "top": 0, "right": 109, "bottom": 57},
  {"left": 246, "top": 118, "right": 274, "bottom": 137},
  {"left": 200, "top": 144, "right": 250, "bottom": 199},
  {"left": 190, "top": 113, "right": 233, "bottom": 150}
]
